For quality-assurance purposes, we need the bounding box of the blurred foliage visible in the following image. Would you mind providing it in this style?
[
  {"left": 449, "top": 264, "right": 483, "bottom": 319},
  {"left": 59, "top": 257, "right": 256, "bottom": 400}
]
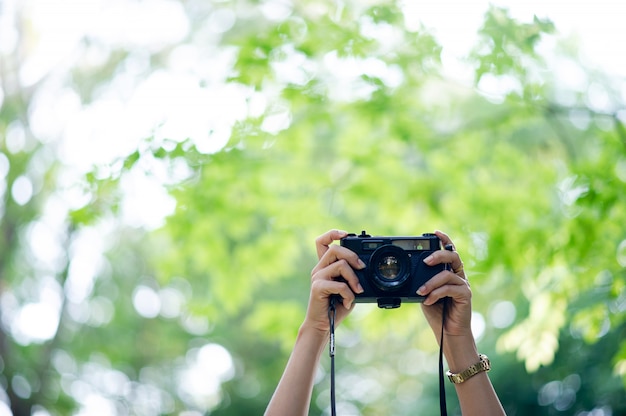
[{"left": 0, "top": 1, "right": 625, "bottom": 415}]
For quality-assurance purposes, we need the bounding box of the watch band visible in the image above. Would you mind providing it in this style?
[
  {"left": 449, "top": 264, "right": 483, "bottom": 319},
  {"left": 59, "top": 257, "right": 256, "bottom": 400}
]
[{"left": 446, "top": 354, "right": 491, "bottom": 384}]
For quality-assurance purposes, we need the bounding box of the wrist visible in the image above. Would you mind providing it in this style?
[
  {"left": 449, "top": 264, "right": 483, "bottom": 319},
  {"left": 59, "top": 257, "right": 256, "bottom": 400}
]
[
  {"left": 298, "top": 323, "right": 330, "bottom": 347},
  {"left": 443, "top": 333, "right": 479, "bottom": 373}
]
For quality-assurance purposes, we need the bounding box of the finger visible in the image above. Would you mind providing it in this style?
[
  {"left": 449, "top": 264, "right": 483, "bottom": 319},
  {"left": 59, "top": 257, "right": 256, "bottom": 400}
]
[
  {"left": 315, "top": 229, "right": 349, "bottom": 259},
  {"left": 312, "top": 258, "right": 365, "bottom": 294},
  {"left": 423, "top": 250, "right": 464, "bottom": 275},
  {"left": 312, "top": 244, "right": 365, "bottom": 278},
  {"left": 434, "top": 230, "right": 454, "bottom": 248},
  {"left": 422, "top": 283, "right": 471, "bottom": 306},
  {"left": 429, "top": 230, "right": 465, "bottom": 275},
  {"left": 417, "top": 270, "right": 469, "bottom": 298},
  {"left": 311, "top": 280, "right": 356, "bottom": 310}
]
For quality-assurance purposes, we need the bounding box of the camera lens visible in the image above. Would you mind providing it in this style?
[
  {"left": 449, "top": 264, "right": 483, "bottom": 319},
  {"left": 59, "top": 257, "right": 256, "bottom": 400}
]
[
  {"left": 369, "top": 245, "right": 410, "bottom": 291},
  {"left": 377, "top": 256, "right": 401, "bottom": 280}
]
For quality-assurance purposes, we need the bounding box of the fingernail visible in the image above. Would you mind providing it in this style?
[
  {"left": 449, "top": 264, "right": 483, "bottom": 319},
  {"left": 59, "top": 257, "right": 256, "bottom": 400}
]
[
  {"left": 417, "top": 285, "right": 426, "bottom": 295},
  {"left": 357, "top": 283, "right": 364, "bottom": 294},
  {"left": 423, "top": 255, "right": 433, "bottom": 265},
  {"left": 357, "top": 259, "right": 366, "bottom": 269}
]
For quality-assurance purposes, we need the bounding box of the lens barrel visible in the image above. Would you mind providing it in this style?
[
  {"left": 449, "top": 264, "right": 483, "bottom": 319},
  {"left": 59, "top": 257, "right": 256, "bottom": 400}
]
[{"left": 369, "top": 245, "right": 410, "bottom": 291}]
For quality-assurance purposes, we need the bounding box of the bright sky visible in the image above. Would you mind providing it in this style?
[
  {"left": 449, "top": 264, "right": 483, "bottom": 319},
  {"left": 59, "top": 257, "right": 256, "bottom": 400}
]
[{"left": 405, "top": 0, "right": 626, "bottom": 79}]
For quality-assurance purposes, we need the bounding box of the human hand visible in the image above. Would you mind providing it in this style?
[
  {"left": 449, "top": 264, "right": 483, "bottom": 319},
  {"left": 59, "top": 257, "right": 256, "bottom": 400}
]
[
  {"left": 418, "top": 230, "right": 472, "bottom": 339},
  {"left": 303, "top": 229, "right": 365, "bottom": 334}
]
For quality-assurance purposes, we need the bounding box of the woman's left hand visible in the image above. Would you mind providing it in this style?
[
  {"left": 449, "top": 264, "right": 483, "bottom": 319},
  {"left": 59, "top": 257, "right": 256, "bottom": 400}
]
[{"left": 418, "top": 230, "right": 472, "bottom": 338}]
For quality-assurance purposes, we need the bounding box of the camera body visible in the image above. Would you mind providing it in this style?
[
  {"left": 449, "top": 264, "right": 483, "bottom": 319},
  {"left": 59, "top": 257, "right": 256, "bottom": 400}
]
[{"left": 340, "top": 231, "right": 448, "bottom": 309}]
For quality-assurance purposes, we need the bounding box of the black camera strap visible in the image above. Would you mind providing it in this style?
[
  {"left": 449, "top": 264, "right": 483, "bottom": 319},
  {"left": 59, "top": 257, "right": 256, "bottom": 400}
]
[
  {"left": 328, "top": 296, "right": 338, "bottom": 416},
  {"left": 439, "top": 298, "right": 448, "bottom": 415},
  {"left": 327, "top": 297, "right": 448, "bottom": 416}
]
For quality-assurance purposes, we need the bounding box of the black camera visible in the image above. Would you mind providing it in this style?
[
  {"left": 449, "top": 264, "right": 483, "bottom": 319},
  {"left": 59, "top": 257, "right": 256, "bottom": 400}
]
[{"left": 340, "top": 231, "right": 449, "bottom": 309}]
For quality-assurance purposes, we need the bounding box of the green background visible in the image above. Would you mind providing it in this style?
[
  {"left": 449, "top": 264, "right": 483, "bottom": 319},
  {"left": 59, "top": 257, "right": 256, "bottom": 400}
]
[{"left": 0, "top": 1, "right": 625, "bottom": 415}]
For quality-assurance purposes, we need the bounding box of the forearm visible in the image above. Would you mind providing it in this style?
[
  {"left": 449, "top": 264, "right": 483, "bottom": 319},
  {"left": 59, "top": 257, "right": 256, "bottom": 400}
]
[
  {"left": 444, "top": 335, "right": 506, "bottom": 416},
  {"left": 265, "top": 325, "right": 328, "bottom": 416}
]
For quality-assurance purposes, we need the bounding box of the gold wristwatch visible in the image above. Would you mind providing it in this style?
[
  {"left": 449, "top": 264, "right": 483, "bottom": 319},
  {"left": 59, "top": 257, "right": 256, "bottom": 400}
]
[{"left": 446, "top": 354, "right": 491, "bottom": 384}]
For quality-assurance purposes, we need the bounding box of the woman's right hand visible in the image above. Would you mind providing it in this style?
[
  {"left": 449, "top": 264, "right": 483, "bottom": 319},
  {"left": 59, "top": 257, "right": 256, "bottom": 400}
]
[{"left": 303, "top": 230, "right": 365, "bottom": 333}]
